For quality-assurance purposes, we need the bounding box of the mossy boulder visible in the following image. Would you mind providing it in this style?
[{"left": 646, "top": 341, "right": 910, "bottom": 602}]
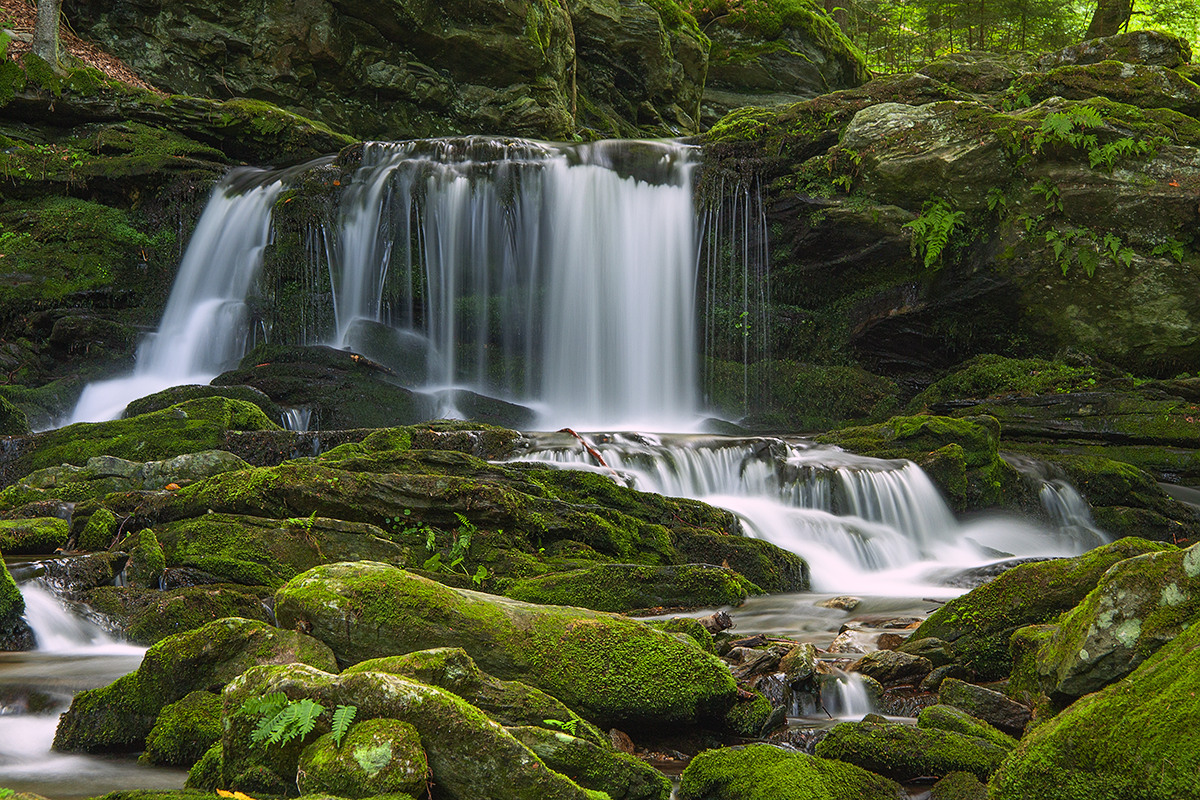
[
  {"left": 1033, "top": 542, "right": 1200, "bottom": 701},
  {"left": 0, "top": 393, "right": 29, "bottom": 436},
  {"left": 83, "top": 584, "right": 273, "bottom": 645},
  {"left": 909, "top": 537, "right": 1171, "bottom": 679},
  {"left": 6, "top": 397, "right": 279, "bottom": 479},
  {"left": 52, "top": 617, "right": 337, "bottom": 752},
  {"left": 343, "top": 648, "right": 607, "bottom": 747},
  {"left": 937, "top": 679, "right": 1031, "bottom": 738},
  {"left": 508, "top": 725, "right": 671, "bottom": 800},
  {"left": 678, "top": 742, "right": 904, "bottom": 800},
  {"left": 124, "top": 385, "right": 282, "bottom": 424},
  {"left": 915, "top": 704, "right": 1017, "bottom": 751},
  {"left": 222, "top": 663, "right": 599, "bottom": 800},
  {"left": 1037, "top": 30, "right": 1193, "bottom": 70},
  {"left": 153, "top": 512, "right": 412, "bottom": 589},
  {"left": 816, "top": 414, "right": 1023, "bottom": 512},
  {"left": 813, "top": 720, "right": 1009, "bottom": 781},
  {"left": 989, "top": 619, "right": 1200, "bottom": 800},
  {"left": 0, "top": 517, "right": 68, "bottom": 554},
  {"left": 699, "top": 0, "right": 869, "bottom": 126},
  {"left": 1012, "top": 60, "right": 1200, "bottom": 118},
  {"left": 140, "top": 690, "right": 222, "bottom": 767},
  {"left": 929, "top": 771, "right": 987, "bottom": 800},
  {"left": 212, "top": 345, "right": 436, "bottom": 430},
  {"left": 296, "top": 718, "right": 428, "bottom": 798},
  {"left": 274, "top": 562, "right": 738, "bottom": 726},
  {"left": 0, "top": 450, "right": 251, "bottom": 511},
  {"left": 504, "top": 562, "right": 760, "bottom": 612},
  {"left": 124, "top": 528, "right": 166, "bottom": 588},
  {"left": 78, "top": 507, "right": 118, "bottom": 551},
  {"left": 0, "top": 554, "right": 34, "bottom": 651}
]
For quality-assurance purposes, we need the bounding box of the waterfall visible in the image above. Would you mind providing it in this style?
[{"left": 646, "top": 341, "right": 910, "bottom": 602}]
[
  {"left": 69, "top": 138, "right": 701, "bottom": 431},
  {"left": 821, "top": 671, "right": 875, "bottom": 719},
  {"left": 68, "top": 168, "right": 295, "bottom": 424},
  {"left": 18, "top": 582, "right": 139, "bottom": 654},
  {"left": 514, "top": 432, "right": 1105, "bottom": 594}
]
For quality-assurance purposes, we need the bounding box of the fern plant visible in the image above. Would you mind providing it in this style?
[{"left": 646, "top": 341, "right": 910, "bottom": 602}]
[
  {"left": 239, "top": 693, "right": 358, "bottom": 750},
  {"left": 903, "top": 197, "right": 965, "bottom": 270}
]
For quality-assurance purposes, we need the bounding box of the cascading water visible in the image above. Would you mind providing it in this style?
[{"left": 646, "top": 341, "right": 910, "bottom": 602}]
[
  {"left": 69, "top": 138, "right": 703, "bottom": 430},
  {"left": 330, "top": 138, "right": 700, "bottom": 430},
  {"left": 514, "top": 432, "right": 1109, "bottom": 598},
  {"left": 0, "top": 580, "right": 184, "bottom": 795},
  {"left": 69, "top": 168, "right": 296, "bottom": 424}
]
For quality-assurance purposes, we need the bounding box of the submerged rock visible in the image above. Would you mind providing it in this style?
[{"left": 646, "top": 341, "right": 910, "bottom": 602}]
[{"left": 274, "top": 561, "right": 738, "bottom": 726}]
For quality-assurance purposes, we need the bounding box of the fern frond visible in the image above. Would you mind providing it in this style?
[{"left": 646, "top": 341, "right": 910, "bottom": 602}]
[
  {"left": 240, "top": 692, "right": 289, "bottom": 719},
  {"left": 332, "top": 704, "right": 357, "bottom": 746}
]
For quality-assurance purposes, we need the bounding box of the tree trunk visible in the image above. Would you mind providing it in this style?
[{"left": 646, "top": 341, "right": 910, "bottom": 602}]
[
  {"left": 31, "top": 0, "right": 63, "bottom": 68},
  {"left": 1086, "top": 0, "right": 1134, "bottom": 39}
]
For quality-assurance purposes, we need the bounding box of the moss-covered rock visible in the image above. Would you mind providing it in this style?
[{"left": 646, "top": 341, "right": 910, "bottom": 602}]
[
  {"left": 124, "top": 528, "right": 166, "bottom": 588},
  {"left": 0, "top": 516, "right": 68, "bottom": 554},
  {"left": 504, "top": 562, "right": 760, "bottom": 612},
  {"left": 297, "top": 718, "right": 428, "bottom": 798},
  {"left": 212, "top": 345, "right": 436, "bottom": 431},
  {"left": 0, "top": 393, "right": 30, "bottom": 436},
  {"left": 83, "top": 584, "right": 273, "bottom": 645},
  {"left": 909, "top": 537, "right": 1171, "bottom": 679},
  {"left": 222, "top": 663, "right": 599, "bottom": 800},
  {"left": 936, "top": 679, "right": 1031, "bottom": 739},
  {"left": 678, "top": 742, "right": 904, "bottom": 800},
  {"left": 916, "top": 704, "right": 1017, "bottom": 751},
  {"left": 1033, "top": 542, "right": 1200, "bottom": 701},
  {"left": 508, "top": 725, "right": 671, "bottom": 800},
  {"left": 153, "top": 513, "right": 411, "bottom": 589},
  {"left": 0, "top": 450, "right": 251, "bottom": 511},
  {"left": 0, "top": 553, "right": 34, "bottom": 651},
  {"left": 343, "top": 648, "right": 608, "bottom": 747},
  {"left": 6, "top": 397, "right": 279, "bottom": 479},
  {"left": 813, "top": 720, "right": 1009, "bottom": 781},
  {"left": 78, "top": 507, "right": 118, "bottom": 551},
  {"left": 816, "top": 414, "right": 1025, "bottom": 512},
  {"left": 929, "top": 771, "right": 987, "bottom": 800},
  {"left": 989, "top": 619, "right": 1200, "bottom": 800},
  {"left": 124, "top": 385, "right": 282, "bottom": 423},
  {"left": 140, "top": 690, "right": 222, "bottom": 767},
  {"left": 52, "top": 617, "right": 337, "bottom": 752},
  {"left": 275, "top": 562, "right": 738, "bottom": 727}
]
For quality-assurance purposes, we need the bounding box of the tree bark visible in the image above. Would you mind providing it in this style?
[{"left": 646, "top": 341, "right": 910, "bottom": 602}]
[
  {"left": 31, "top": 0, "right": 63, "bottom": 67},
  {"left": 1086, "top": 0, "right": 1134, "bottom": 39}
]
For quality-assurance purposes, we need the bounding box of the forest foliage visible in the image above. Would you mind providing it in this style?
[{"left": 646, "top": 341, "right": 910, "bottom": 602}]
[{"left": 683, "top": 0, "right": 1200, "bottom": 74}]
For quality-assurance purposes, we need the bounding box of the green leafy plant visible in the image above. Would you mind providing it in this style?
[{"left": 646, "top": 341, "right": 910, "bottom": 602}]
[
  {"left": 423, "top": 513, "right": 490, "bottom": 587},
  {"left": 331, "top": 703, "right": 357, "bottom": 746},
  {"left": 903, "top": 196, "right": 965, "bottom": 270},
  {"left": 1030, "top": 179, "right": 1063, "bottom": 213},
  {"left": 543, "top": 715, "right": 582, "bottom": 736},
  {"left": 0, "top": 788, "right": 16, "bottom": 799},
  {"left": 1152, "top": 238, "right": 1188, "bottom": 264},
  {"left": 238, "top": 693, "right": 357, "bottom": 750}
]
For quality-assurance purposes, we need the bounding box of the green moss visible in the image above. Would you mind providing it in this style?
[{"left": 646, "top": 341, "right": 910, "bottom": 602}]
[
  {"left": 79, "top": 507, "right": 118, "bottom": 551},
  {"left": 1007, "top": 623, "right": 1057, "bottom": 707},
  {"left": 916, "top": 705, "right": 1017, "bottom": 750},
  {"left": 13, "top": 397, "right": 279, "bottom": 476},
  {"left": 678, "top": 742, "right": 904, "bottom": 800},
  {"left": 296, "top": 719, "right": 428, "bottom": 797},
  {"left": 83, "top": 584, "right": 274, "bottom": 645},
  {"left": 722, "top": 690, "right": 775, "bottom": 737},
  {"left": 504, "top": 563, "right": 759, "bottom": 612},
  {"left": 910, "top": 355, "right": 1102, "bottom": 409},
  {"left": 0, "top": 393, "right": 29, "bottom": 435},
  {"left": 185, "top": 742, "right": 224, "bottom": 791},
  {"left": 508, "top": 725, "right": 671, "bottom": 800},
  {"left": 276, "top": 563, "right": 738, "bottom": 727},
  {"left": 19, "top": 52, "right": 61, "bottom": 95},
  {"left": 990, "top": 621, "right": 1200, "bottom": 800},
  {"left": 814, "top": 720, "right": 1008, "bottom": 781},
  {"left": 140, "top": 690, "right": 222, "bottom": 767},
  {"left": 0, "top": 517, "right": 69, "bottom": 554},
  {"left": 0, "top": 556, "right": 23, "bottom": 625},
  {"left": 656, "top": 617, "right": 716, "bottom": 653},
  {"left": 910, "top": 537, "right": 1172, "bottom": 679},
  {"left": 53, "top": 617, "right": 337, "bottom": 753},
  {"left": 929, "top": 771, "right": 987, "bottom": 800},
  {"left": 125, "top": 528, "right": 166, "bottom": 588}
]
